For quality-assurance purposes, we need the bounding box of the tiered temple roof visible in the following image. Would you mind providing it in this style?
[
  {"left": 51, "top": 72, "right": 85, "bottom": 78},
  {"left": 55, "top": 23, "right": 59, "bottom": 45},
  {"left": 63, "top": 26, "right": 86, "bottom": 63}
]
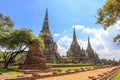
[
  {"left": 39, "top": 9, "right": 63, "bottom": 63},
  {"left": 67, "top": 29, "right": 99, "bottom": 64}
]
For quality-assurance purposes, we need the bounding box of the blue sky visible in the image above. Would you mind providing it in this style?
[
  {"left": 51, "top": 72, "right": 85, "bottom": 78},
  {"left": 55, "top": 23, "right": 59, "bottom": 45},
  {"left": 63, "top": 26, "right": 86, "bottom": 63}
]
[{"left": 0, "top": 0, "right": 120, "bottom": 60}]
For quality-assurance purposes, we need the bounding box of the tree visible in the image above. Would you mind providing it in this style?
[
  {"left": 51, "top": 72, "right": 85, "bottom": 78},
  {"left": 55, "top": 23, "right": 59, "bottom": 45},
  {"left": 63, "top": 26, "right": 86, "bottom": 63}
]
[
  {"left": 114, "top": 34, "right": 120, "bottom": 44},
  {"left": 0, "top": 51, "right": 3, "bottom": 61},
  {"left": 100, "top": 58, "right": 110, "bottom": 65},
  {"left": 97, "top": 0, "right": 120, "bottom": 44},
  {"left": 0, "top": 13, "right": 44, "bottom": 68},
  {"left": 0, "top": 13, "right": 14, "bottom": 37}
]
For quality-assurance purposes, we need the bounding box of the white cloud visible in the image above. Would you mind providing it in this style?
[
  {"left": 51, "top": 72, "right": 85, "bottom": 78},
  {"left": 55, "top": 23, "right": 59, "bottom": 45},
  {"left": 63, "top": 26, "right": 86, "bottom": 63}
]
[
  {"left": 83, "top": 21, "right": 120, "bottom": 60},
  {"left": 98, "top": 48, "right": 120, "bottom": 60},
  {"left": 57, "top": 43, "right": 68, "bottom": 56},
  {"left": 83, "top": 27, "right": 100, "bottom": 34},
  {"left": 58, "top": 36, "right": 72, "bottom": 49},
  {"left": 57, "top": 36, "right": 72, "bottom": 56},
  {"left": 72, "top": 25, "right": 85, "bottom": 30},
  {"left": 78, "top": 39, "right": 87, "bottom": 49},
  {"left": 53, "top": 33, "right": 59, "bottom": 37},
  {"left": 57, "top": 21, "right": 120, "bottom": 60}
]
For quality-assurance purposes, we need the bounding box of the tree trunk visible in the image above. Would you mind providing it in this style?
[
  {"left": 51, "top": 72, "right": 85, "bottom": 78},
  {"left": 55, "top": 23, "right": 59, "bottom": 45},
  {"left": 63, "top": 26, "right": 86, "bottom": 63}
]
[{"left": 4, "top": 61, "right": 9, "bottom": 68}]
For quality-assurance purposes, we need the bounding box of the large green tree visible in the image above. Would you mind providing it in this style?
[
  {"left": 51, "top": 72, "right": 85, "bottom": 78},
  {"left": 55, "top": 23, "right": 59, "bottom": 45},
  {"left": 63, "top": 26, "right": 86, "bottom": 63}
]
[
  {"left": 97, "top": 0, "right": 120, "bottom": 44},
  {"left": 0, "top": 13, "right": 14, "bottom": 45},
  {"left": 0, "top": 13, "right": 44, "bottom": 68}
]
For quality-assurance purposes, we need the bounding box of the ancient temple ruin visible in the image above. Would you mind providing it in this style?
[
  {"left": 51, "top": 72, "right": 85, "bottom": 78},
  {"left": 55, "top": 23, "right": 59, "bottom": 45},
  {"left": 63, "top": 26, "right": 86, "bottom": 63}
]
[
  {"left": 86, "top": 37, "right": 99, "bottom": 64},
  {"left": 19, "top": 44, "right": 49, "bottom": 69},
  {"left": 39, "top": 9, "right": 63, "bottom": 63},
  {"left": 67, "top": 28, "right": 99, "bottom": 64}
]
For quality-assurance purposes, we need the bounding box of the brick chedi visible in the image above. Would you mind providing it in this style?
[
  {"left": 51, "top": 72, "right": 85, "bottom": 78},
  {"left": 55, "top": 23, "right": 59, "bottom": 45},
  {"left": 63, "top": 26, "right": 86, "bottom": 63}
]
[
  {"left": 67, "top": 28, "right": 87, "bottom": 63},
  {"left": 19, "top": 44, "right": 49, "bottom": 69},
  {"left": 39, "top": 9, "right": 63, "bottom": 63},
  {"left": 67, "top": 28, "right": 99, "bottom": 64},
  {"left": 86, "top": 37, "right": 100, "bottom": 64}
]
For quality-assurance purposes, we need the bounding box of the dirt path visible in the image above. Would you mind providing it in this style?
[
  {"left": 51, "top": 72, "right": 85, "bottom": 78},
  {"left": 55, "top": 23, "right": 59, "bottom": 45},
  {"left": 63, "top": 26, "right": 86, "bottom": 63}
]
[
  {"left": 36, "top": 66, "right": 119, "bottom": 80},
  {"left": 0, "top": 66, "right": 119, "bottom": 80},
  {"left": 0, "top": 74, "right": 12, "bottom": 80}
]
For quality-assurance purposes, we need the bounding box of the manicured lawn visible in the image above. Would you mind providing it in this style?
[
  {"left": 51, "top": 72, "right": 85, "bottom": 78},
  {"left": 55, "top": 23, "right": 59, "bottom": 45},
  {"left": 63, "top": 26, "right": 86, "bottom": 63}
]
[
  {"left": 0, "top": 68, "right": 23, "bottom": 75},
  {"left": 0, "top": 66, "right": 23, "bottom": 76},
  {"left": 111, "top": 72, "right": 120, "bottom": 80},
  {"left": 8, "top": 66, "right": 19, "bottom": 69},
  {"left": 47, "top": 63, "right": 94, "bottom": 71},
  {"left": 52, "top": 66, "right": 93, "bottom": 71},
  {"left": 48, "top": 63, "right": 94, "bottom": 67},
  {"left": 0, "top": 64, "right": 94, "bottom": 75}
]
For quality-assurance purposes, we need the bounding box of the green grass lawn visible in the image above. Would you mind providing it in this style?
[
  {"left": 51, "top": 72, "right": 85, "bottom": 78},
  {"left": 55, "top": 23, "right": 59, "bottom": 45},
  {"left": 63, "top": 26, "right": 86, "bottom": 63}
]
[
  {"left": 47, "top": 63, "right": 95, "bottom": 71},
  {"left": 0, "top": 64, "right": 94, "bottom": 75},
  {"left": 52, "top": 66, "right": 93, "bottom": 71},
  {"left": 0, "top": 66, "right": 23, "bottom": 76},
  {"left": 111, "top": 72, "right": 120, "bottom": 80}
]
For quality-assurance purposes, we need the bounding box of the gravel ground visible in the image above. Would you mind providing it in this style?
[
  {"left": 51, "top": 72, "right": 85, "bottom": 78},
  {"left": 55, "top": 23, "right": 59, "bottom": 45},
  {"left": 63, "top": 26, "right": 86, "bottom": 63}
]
[
  {"left": 36, "top": 66, "right": 119, "bottom": 80},
  {"left": 0, "top": 66, "right": 119, "bottom": 80}
]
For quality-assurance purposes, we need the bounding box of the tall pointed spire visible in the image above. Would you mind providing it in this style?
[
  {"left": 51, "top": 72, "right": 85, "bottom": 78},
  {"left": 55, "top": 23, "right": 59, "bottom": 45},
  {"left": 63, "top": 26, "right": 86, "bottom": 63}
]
[
  {"left": 72, "top": 28, "right": 78, "bottom": 44},
  {"left": 88, "top": 36, "right": 90, "bottom": 46},
  {"left": 39, "top": 9, "right": 63, "bottom": 63},
  {"left": 40, "top": 9, "right": 51, "bottom": 36},
  {"left": 71, "top": 28, "right": 81, "bottom": 50},
  {"left": 87, "top": 36, "right": 92, "bottom": 50},
  {"left": 42, "top": 8, "right": 49, "bottom": 30}
]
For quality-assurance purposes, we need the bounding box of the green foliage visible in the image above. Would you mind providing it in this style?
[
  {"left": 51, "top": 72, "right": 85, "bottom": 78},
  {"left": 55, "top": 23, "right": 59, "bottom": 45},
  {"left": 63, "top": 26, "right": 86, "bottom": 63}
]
[
  {"left": 30, "top": 36, "right": 44, "bottom": 49},
  {"left": 0, "top": 13, "right": 14, "bottom": 28},
  {"left": 114, "top": 34, "right": 120, "bottom": 44},
  {"left": 0, "top": 13, "right": 14, "bottom": 47},
  {"left": 1, "top": 28, "right": 44, "bottom": 49},
  {"left": 0, "top": 13, "right": 44, "bottom": 50},
  {"left": 1, "top": 28, "right": 38, "bottom": 68},
  {"left": 8, "top": 66, "right": 19, "bottom": 69},
  {"left": 100, "top": 58, "right": 119, "bottom": 66},
  {"left": 15, "top": 52, "right": 25, "bottom": 62},
  {"left": 0, "top": 13, "right": 44, "bottom": 68},
  {"left": 0, "top": 52, "right": 3, "bottom": 60},
  {"left": 97, "top": 0, "right": 120, "bottom": 29},
  {"left": 97, "top": 0, "right": 120, "bottom": 44}
]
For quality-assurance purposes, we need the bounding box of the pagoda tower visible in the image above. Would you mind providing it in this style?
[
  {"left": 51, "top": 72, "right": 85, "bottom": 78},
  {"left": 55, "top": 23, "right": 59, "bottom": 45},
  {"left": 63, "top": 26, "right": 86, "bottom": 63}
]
[
  {"left": 86, "top": 37, "right": 99, "bottom": 64},
  {"left": 87, "top": 37, "right": 93, "bottom": 51},
  {"left": 39, "top": 9, "right": 63, "bottom": 63},
  {"left": 67, "top": 28, "right": 82, "bottom": 63}
]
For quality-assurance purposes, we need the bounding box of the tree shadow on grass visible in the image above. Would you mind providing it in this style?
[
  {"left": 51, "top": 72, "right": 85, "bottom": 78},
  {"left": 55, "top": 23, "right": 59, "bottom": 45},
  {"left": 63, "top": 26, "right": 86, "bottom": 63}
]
[{"left": 0, "top": 66, "right": 23, "bottom": 75}]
